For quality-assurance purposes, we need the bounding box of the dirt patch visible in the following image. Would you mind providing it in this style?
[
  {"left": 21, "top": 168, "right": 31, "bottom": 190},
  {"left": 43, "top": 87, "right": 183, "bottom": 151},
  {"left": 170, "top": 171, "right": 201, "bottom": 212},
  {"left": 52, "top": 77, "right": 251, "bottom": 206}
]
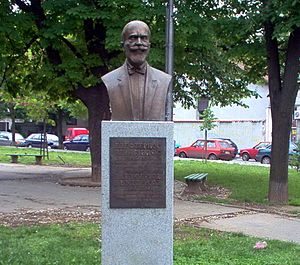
[
  {"left": 0, "top": 207, "right": 100, "bottom": 227},
  {"left": 174, "top": 180, "right": 231, "bottom": 200}
]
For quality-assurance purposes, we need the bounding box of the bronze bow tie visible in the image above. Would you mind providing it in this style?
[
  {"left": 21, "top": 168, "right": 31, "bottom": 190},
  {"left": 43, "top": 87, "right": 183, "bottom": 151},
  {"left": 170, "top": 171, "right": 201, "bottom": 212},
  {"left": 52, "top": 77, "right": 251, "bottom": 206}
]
[{"left": 128, "top": 66, "right": 146, "bottom": 75}]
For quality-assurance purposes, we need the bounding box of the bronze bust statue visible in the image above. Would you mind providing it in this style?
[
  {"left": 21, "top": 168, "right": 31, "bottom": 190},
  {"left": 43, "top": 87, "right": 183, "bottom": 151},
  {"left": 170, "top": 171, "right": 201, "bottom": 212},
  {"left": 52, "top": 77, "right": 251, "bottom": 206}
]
[{"left": 101, "top": 20, "right": 171, "bottom": 121}]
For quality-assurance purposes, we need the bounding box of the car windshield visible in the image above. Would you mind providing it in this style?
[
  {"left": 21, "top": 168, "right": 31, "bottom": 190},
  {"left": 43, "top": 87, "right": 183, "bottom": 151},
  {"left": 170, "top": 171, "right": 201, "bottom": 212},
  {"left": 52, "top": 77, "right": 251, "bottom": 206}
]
[
  {"left": 255, "top": 142, "right": 270, "bottom": 149},
  {"left": 46, "top": 134, "right": 58, "bottom": 141},
  {"left": 81, "top": 135, "right": 89, "bottom": 141},
  {"left": 73, "top": 135, "right": 82, "bottom": 141}
]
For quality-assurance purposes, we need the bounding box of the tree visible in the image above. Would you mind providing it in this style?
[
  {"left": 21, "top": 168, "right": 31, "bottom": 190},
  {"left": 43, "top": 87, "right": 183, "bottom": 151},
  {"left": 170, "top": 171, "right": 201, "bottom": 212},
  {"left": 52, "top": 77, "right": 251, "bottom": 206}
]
[
  {"left": 1, "top": 1, "right": 259, "bottom": 182},
  {"left": 263, "top": 1, "right": 300, "bottom": 203},
  {"left": 199, "top": 106, "right": 217, "bottom": 161},
  {"left": 288, "top": 141, "right": 300, "bottom": 172},
  {"left": 188, "top": 0, "right": 300, "bottom": 203}
]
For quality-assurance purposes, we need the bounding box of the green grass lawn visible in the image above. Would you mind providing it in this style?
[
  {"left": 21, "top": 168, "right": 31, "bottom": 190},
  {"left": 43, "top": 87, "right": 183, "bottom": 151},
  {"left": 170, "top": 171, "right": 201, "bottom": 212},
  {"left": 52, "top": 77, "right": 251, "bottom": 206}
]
[
  {"left": 0, "top": 146, "right": 91, "bottom": 167},
  {"left": 175, "top": 160, "right": 300, "bottom": 206},
  {"left": 0, "top": 223, "right": 299, "bottom": 265}
]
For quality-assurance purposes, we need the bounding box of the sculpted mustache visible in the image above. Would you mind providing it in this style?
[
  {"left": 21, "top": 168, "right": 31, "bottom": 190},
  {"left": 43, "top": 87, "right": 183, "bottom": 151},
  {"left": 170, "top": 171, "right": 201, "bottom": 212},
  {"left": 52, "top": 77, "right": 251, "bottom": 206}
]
[
  {"left": 129, "top": 47, "right": 149, "bottom": 52},
  {"left": 129, "top": 43, "right": 149, "bottom": 49}
]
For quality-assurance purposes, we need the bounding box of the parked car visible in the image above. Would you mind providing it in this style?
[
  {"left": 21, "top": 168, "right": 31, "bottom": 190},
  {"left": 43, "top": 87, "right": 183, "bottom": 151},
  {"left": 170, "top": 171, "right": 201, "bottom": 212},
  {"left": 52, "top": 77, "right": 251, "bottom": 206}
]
[
  {"left": 18, "top": 133, "right": 59, "bottom": 149},
  {"left": 255, "top": 143, "right": 297, "bottom": 164},
  {"left": 65, "top": 127, "right": 89, "bottom": 141},
  {"left": 175, "top": 139, "right": 235, "bottom": 160},
  {"left": 0, "top": 131, "right": 24, "bottom": 146},
  {"left": 63, "top": 134, "right": 89, "bottom": 151},
  {"left": 213, "top": 138, "right": 238, "bottom": 157},
  {"left": 239, "top": 141, "right": 271, "bottom": 161}
]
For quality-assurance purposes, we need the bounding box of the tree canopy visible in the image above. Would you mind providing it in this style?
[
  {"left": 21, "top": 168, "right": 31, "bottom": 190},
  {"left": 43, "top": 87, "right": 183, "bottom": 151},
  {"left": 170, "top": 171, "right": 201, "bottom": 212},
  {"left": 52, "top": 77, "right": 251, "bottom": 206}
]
[
  {"left": 1, "top": 0, "right": 258, "bottom": 107},
  {"left": 1, "top": 0, "right": 259, "bottom": 181}
]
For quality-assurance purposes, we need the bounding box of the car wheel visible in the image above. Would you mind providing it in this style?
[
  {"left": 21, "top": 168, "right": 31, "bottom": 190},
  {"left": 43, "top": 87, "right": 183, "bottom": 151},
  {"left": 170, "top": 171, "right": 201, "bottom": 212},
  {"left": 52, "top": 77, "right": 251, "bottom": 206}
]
[
  {"left": 208, "top": 154, "right": 217, "bottom": 160},
  {"left": 86, "top": 146, "right": 90, "bottom": 152},
  {"left": 242, "top": 153, "right": 250, "bottom": 161},
  {"left": 179, "top": 152, "right": 187, "bottom": 158},
  {"left": 28, "top": 144, "right": 32, "bottom": 148},
  {"left": 261, "top": 156, "right": 271, "bottom": 164},
  {"left": 63, "top": 146, "right": 68, "bottom": 151}
]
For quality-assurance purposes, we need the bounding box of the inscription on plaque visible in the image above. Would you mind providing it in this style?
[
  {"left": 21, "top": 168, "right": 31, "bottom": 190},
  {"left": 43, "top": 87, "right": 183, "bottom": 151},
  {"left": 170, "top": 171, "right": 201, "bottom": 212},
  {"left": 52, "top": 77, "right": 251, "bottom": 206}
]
[{"left": 110, "top": 137, "right": 166, "bottom": 208}]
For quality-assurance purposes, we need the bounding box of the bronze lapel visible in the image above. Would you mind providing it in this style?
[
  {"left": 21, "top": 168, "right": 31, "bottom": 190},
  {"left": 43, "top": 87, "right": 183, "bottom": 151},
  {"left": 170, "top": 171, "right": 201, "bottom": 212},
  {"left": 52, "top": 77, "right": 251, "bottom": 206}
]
[
  {"left": 117, "top": 64, "right": 133, "bottom": 119},
  {"left": 144, "top": 66, "right": 158, "bottom": 119}
]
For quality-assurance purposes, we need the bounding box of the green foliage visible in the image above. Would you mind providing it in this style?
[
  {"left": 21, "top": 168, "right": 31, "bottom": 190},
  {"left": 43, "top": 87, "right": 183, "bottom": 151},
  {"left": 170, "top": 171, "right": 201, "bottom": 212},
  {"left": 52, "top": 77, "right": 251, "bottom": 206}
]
[
  {"left": 0, "top": 90, "right": 27, "bottom": 120},
  {"left": 289, "top": 142, "right": 300, "bottom": 172},
  {"left": 0, "top": 0, "right": 262, "bottom": 109},
  {"left": 199, "top": 107, "right": 217, "bottom": 132},
  {"left": 58, "top": 99, "right": 88, "bottom": 120}
]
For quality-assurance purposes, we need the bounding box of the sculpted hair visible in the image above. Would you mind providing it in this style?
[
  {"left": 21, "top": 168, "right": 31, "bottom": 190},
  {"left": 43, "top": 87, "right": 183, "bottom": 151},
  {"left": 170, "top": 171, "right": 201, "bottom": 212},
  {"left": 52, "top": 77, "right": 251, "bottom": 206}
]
[{"left": 121, "top": 20, "right": 151, "bottom": 43}]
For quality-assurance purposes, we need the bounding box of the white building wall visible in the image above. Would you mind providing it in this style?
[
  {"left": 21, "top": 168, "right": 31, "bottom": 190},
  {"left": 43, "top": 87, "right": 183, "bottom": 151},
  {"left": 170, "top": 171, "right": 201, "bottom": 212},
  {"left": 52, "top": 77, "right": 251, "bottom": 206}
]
[
  {"left": 173, "top": 84, "right": 269, "bottom": 150},
  {"left": 174, "top": 84, "right": 269, "bottom": 121},
  {"left": 174, "top": 120, "right": 265, "bottom": 150},
  {"left": 211, "top": 84, "right": 269, "bottom": 120},
  {"left": 173, "top": 103, "right": 198, "bottom": 121}
]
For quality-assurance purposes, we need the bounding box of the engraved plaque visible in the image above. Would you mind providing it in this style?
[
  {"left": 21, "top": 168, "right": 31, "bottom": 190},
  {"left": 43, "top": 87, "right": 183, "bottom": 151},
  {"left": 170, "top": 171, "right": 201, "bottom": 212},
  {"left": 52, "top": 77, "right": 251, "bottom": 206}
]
[{"left": 110, "top": 137, "right": 166, "bottom": 208}]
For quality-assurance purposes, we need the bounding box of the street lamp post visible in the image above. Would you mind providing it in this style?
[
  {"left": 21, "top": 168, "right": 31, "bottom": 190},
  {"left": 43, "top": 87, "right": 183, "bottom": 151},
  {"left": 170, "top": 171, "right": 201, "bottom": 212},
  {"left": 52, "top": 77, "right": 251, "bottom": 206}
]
[{"left": 165, "top": 0, "right": 174, "bottom": 121}]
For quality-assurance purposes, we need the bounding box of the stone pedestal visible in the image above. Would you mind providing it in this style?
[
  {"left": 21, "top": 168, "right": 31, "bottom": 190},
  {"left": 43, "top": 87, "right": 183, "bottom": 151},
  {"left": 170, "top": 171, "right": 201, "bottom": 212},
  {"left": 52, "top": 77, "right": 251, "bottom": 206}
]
[{"left": 101, "top": 121, "right": 173, "bottom": 265}]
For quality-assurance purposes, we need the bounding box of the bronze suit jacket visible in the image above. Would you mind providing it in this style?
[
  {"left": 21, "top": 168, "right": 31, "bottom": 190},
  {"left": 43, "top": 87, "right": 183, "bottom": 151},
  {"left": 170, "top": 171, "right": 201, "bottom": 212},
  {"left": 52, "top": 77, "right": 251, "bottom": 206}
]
[{"left": 101, "top": 63, "right": 171, "bottom": 121}]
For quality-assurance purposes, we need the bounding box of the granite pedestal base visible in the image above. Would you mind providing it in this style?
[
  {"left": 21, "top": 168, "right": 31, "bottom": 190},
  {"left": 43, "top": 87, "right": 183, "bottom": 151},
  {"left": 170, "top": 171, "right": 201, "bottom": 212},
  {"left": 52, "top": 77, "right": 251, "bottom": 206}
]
[{"left": 101, "top": 121, "right": 174, "bottom": 265}]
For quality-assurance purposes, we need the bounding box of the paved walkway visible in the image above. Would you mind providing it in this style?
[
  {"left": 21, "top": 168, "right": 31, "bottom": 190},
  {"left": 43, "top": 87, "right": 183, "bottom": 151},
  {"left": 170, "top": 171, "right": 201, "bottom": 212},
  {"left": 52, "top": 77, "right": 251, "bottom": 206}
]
[{"left": 0, "top": 163, "right": 299, "bottom": 244}]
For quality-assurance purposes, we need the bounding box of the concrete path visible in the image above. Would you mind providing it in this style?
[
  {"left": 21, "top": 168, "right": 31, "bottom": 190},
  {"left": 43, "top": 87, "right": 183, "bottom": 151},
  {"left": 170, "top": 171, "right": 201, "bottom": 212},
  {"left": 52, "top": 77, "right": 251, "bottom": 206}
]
[{"left": 0, "top": 163, "right": 299, "bottom": 244}]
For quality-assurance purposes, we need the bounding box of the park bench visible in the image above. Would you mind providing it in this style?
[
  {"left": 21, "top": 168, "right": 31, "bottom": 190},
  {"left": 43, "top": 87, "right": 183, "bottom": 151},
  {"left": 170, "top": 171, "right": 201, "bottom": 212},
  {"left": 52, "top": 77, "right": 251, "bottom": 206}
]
[
  {"left": 6, "top": 154, "right": 43, "bottom": 165},
  {"left": 182, "top": 173, "right": 208, "bottom": 194}
]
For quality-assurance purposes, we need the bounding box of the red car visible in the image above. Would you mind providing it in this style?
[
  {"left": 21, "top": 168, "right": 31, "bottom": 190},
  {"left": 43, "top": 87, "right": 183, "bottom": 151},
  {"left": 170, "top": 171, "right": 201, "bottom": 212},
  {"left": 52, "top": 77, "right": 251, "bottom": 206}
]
[
  {"left": 175, "top": 139, "right": 235, "bottom": 160},
  {"left": 239, "top": 141, "right": 271, "bottom": 161}
]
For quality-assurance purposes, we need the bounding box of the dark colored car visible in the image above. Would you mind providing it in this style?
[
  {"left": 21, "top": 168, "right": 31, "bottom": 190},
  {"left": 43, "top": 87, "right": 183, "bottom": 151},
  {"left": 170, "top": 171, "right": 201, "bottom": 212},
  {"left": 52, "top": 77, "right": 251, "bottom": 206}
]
[
  {"left": 0, "top": 131, "right": 24, "bottom": 146},
  {"left": 63, "top": 134, "right": 90, "bottom": 151},
  {"left": 213, "top": 138, "right": 238, "bottom": 157},
  {"left": 239, "top": 141, "right": 271, "bottom": 161},
  {"left": 18, "top": 133, "right": 59, "bottom": 149},
  {"left": 175, "top": 139, "right": 235, "bottom": 160},
  {"left": 255, "top": 143, "right": 297, "bottom": 164}
]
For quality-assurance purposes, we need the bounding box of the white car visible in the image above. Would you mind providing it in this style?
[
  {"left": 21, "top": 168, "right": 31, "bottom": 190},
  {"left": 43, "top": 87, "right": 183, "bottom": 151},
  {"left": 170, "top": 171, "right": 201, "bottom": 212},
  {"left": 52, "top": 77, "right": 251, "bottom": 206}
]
[{"left": 0, "top": 131, "right": 25, "bottom": 146}]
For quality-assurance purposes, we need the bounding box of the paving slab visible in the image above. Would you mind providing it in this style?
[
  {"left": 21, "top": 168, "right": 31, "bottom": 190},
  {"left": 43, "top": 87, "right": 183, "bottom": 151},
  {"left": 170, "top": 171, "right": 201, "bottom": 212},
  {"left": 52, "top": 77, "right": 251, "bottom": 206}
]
[
  {"left": 174, "top": 199, "right": 246, "bottom": 220},
  {"left": 201, "top": 212, "right": 300, "bottom": 244},
  {"left": 0, "top": 179, "right": 100, "bottom": 213}
]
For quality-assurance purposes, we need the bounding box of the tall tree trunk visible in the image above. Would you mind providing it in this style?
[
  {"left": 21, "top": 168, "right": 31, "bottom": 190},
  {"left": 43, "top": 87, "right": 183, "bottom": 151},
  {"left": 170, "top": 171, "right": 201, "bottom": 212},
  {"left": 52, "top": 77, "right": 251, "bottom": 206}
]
[
  {"left": 56, "top": 108, "right": 64, "bottom": 148},
  {"left": 9, "top": 104, "right": 16, "bottom": 145},
  {"left": 269, "top": 109, "right": 291, "bottom": 203},
  {"left": 265, "top": 18, "right": 300, "bottom": 203},
  {"left": 73, "top": 83, "right": 110, "bottom": 182}
]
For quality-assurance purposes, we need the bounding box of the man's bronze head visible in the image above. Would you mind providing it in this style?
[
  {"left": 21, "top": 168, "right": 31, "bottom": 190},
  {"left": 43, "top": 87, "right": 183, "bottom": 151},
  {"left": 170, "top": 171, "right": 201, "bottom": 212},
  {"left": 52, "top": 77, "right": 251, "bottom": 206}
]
[{"left": 121, "top": 20, "right": 151, "bottom": 67}]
